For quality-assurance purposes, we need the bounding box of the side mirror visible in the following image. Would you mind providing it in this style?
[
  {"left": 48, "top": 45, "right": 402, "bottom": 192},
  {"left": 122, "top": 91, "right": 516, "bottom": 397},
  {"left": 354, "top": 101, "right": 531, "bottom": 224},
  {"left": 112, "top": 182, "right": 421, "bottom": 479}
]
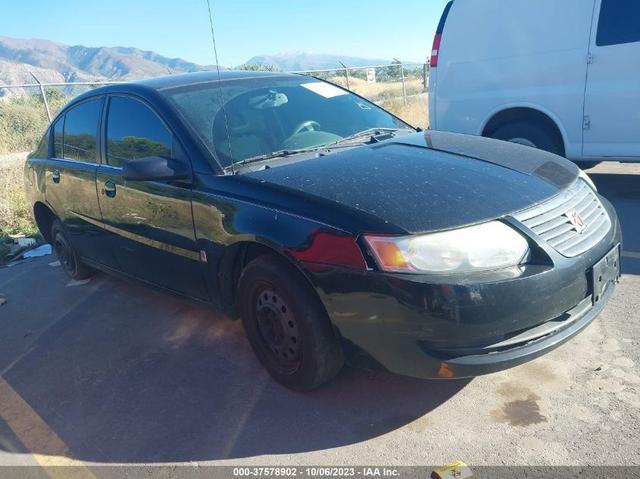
[{"left": 122, "top": 156, "right": 191, "bottom": 182}]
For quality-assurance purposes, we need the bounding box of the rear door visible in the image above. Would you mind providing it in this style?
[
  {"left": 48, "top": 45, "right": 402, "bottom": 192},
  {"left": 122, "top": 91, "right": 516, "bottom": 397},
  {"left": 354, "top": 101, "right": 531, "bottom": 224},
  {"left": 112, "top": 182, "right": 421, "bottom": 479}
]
[
  {"left": 96, "top": 94, "right": 207, "bottom": 299},
  {"left": 583, "top": 0, "right": 640, "bottom": 159},
  {"left": 45, "top": 97, "right": 113, "bottom": 265}
]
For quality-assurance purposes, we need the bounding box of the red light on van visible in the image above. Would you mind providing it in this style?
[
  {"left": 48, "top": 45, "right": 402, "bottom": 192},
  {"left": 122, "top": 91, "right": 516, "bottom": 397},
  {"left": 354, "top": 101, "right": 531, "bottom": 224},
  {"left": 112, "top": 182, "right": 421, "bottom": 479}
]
[
  {"left": 431, "top": 33, "right": 442, "bottom": 68},
  {"left": 431, "top": 1, "right": 453, "bottom": 69}
]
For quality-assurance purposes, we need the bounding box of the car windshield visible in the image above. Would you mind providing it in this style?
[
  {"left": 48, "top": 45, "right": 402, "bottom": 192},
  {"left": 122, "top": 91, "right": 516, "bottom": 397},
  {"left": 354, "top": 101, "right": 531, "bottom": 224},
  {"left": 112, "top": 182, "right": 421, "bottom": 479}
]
[{"left": 161, "top": 75, "right": 413, "bottom": 169}]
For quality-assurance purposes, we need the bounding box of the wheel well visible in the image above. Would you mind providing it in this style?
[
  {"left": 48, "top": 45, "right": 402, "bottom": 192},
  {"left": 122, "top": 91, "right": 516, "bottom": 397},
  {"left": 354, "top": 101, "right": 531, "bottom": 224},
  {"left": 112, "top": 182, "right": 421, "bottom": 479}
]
[
  {"left": 33, "top": 202, "right": 56, "bottom": 243},
  {"left": 218, "top": 242, "right": 304, "bottom": 317},
  {"left": 482, "top": 107, "right": 565, "bottom": 156}
]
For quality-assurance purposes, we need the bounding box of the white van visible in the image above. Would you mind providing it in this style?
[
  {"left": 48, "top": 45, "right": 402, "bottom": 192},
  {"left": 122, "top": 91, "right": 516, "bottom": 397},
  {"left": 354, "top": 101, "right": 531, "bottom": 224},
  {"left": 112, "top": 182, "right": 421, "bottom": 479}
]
[{"left": 428, "top": 0, "right": 640, "bottom": 165}]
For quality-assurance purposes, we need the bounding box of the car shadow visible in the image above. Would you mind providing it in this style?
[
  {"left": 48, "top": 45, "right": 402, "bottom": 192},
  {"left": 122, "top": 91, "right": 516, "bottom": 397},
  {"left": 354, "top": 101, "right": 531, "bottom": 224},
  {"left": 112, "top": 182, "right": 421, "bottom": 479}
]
[
  {"left": 590, "top": 171, "right": 640, "bottom": 275},
  {"left": 0, "top": 270, "right": 469, "bottom": 463}
]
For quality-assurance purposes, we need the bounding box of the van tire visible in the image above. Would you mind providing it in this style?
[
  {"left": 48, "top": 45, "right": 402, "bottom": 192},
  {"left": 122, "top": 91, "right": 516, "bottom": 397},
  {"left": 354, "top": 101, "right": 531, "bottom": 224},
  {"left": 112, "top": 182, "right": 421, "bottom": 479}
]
[
  {"left": 490, "top": 122, "right": 564, "bottom": 156},
  {"left": 51, "top": 220, "right": 95, "bottom": 280},
  {"left": 237, "top": 255, "right": 344, "bottom": 391}
]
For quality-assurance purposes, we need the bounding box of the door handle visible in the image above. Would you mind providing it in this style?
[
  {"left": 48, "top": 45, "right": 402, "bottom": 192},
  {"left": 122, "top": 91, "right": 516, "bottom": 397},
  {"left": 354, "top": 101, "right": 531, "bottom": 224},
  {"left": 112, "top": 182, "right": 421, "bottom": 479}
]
[
  {"left": 52, "top": 169, "right": 60, "bottom": 183},
  {"left": 103, "top": 180, "right": 117, "bottom": 198}
]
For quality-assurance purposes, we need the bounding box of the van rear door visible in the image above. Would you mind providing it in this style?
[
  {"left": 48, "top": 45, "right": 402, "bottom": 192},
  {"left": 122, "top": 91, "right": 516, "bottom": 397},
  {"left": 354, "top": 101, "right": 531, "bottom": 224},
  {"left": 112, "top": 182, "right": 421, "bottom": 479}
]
[{"left": 583, "top": 0, "right": 640, "bottom": 159}]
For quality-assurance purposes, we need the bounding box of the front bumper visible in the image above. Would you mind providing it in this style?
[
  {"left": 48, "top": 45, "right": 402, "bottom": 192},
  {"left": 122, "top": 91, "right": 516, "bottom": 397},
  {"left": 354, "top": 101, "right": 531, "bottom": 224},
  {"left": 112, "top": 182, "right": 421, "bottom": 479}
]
[{"left": 309, "top": 197, "right": 622, "bottom": 379}]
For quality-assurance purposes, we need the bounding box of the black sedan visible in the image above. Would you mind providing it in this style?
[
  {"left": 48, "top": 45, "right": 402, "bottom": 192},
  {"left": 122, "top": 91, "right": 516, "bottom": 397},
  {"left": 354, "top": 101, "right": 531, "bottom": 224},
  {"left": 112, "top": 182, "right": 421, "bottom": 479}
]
[{"left": 24, "top": 71, "right": 621, "bottom": 390}]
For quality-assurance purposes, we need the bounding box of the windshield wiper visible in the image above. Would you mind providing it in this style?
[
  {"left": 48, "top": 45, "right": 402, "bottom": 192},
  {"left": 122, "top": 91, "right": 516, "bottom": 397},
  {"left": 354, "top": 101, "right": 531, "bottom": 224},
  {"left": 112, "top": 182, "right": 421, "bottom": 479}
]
[
  {"left": 325, "top": 127, "right": 413, "bottom": 147},
  {"left": 225, "top": 127, "right": 415, "bottom": 173},
  {"left": 225, "top": 147, "right": 319, "bottom": 173}
]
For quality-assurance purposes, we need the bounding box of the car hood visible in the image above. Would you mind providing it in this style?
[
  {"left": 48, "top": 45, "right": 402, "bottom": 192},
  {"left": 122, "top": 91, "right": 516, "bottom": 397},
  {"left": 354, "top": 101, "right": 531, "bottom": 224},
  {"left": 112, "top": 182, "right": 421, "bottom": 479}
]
[{"left": 245, "top": 131, "right": 579, "bottom": 234}]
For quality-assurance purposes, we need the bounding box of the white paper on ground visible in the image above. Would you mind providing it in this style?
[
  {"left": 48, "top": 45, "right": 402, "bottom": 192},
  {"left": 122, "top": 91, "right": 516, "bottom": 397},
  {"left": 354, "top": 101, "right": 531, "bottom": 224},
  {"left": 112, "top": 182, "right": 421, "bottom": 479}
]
[
  {"left": 22, "top": 244, "right": 52, "bottom": 258},
  {"left": 66, "top": 279, "right": 91, "bottom": 287}
]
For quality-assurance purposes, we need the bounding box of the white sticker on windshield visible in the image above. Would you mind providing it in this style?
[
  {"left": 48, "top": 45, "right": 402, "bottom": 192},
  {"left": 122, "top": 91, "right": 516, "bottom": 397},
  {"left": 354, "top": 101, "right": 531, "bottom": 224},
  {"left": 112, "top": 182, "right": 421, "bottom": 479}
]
[{"left": 301, "top": 82, "right": 349, "bottom": 98}]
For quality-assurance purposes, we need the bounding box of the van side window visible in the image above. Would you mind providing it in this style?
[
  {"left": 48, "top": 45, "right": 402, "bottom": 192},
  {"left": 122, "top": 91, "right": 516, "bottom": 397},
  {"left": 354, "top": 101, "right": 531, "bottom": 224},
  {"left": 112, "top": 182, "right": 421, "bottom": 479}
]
[
  {"left": 106, "top": 96, "right": 172, "bottom": 168},
  {"left": 597, "top": 0, "right": 640, "bottom": 47},
  {"left": 62, "top": 98, "right": 103, "bottom": 163},
  {"left": 52, "top": 116, "right": 64, "bottom": 158}
]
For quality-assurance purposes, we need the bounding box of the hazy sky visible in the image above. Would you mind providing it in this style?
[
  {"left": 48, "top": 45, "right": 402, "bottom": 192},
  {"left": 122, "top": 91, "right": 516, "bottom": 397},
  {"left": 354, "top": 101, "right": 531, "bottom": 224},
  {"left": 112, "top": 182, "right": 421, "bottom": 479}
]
[{"left": 3, "top": 0, "right": 450, "bottom": 66}]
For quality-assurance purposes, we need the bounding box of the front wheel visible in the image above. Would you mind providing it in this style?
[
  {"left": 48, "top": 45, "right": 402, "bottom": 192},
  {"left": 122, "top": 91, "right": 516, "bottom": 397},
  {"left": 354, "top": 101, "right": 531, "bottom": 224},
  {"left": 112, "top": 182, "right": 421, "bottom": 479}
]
[{"left": 237, "top": 255, "right": 344, "bottom": 391}]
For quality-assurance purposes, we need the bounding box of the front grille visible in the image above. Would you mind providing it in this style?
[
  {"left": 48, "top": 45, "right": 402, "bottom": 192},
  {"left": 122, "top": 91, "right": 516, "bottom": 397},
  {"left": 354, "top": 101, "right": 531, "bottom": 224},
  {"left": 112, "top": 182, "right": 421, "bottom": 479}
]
[{"left": 513, "top": 179, "right": 611, "bottom": 257}]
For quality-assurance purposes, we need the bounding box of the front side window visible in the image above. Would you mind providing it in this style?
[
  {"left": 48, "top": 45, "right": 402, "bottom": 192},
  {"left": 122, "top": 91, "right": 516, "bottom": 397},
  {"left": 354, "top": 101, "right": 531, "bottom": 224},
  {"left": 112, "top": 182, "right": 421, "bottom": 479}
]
[
  {"left": 597, "top": 0, "right": 640, "bottom": 46},
  {"left": 162, "top": 76, "right": 410, "bottom": 168},
  {"left": 106, "top": 96, "right": 172, "bottom": 168},
  {"left": 62, "top": 98, "right": 102, "bottom": 163}
]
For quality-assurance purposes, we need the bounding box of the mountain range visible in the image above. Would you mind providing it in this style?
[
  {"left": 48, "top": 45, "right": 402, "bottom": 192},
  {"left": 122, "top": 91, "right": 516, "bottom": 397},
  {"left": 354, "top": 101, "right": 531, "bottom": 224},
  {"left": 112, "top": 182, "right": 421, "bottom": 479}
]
[
  {"left": 243, "top": 52, "right": 390, "bottom": 71},
  {"left": 0, "top": 36, "right": 398, "bottom": 96}
]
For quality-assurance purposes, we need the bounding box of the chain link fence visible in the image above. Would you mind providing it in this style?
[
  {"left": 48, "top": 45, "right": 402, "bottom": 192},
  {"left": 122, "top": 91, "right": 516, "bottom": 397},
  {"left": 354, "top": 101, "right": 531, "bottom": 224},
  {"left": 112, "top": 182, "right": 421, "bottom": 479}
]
[
  {"left": 0, "top": 61, "right": 429, "bottom": 157},
  {"left": 0, "top": 62, "right": 429, "bottom": 249}
]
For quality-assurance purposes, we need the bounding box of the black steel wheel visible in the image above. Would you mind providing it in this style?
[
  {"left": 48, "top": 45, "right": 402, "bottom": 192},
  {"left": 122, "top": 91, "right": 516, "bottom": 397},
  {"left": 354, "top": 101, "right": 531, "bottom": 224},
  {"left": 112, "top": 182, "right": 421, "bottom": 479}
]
[
  {"left": 254, "top": 287, "right": 302, "bottom": 374},
  {"left": 238, "top": 255, "right": 344, "bottom": 391},
  {"left": 51, "top": 220, "right": 94, "bottom": 280}
]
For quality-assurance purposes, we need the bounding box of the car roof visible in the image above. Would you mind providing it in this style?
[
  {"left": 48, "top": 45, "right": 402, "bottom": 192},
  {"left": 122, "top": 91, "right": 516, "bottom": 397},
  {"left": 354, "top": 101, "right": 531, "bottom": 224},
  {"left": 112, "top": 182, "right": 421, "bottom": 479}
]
[
  {"left": 134, "top": 70, "right": 299, "bottom": 90},
  {"left": 68, "top": 70, "right": 301, "bottom": 106}
]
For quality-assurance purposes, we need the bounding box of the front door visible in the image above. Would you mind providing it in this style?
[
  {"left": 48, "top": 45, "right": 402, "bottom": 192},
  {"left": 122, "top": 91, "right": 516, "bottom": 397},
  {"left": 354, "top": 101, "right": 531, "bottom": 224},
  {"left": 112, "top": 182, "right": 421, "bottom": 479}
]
[
  {"left": 96, "top": 94, "right": 207, "bottom": 299},
  {"left": 583, "top": 0, "right": 640, "bottom": 159}
]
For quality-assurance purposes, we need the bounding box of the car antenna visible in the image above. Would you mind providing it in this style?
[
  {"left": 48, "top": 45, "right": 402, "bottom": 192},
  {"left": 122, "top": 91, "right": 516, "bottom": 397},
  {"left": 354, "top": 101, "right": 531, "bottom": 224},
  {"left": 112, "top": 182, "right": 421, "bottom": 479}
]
[{"left": 205, "top": 0, "right": 235, "bottom": 174}]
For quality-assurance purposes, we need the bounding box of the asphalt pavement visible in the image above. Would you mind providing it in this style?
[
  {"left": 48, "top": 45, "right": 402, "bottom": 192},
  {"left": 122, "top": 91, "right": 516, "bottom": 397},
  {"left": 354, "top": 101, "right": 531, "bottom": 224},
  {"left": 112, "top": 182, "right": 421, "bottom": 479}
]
[{"left": 0, "top": 162, "right": 638, "bottom": 472}]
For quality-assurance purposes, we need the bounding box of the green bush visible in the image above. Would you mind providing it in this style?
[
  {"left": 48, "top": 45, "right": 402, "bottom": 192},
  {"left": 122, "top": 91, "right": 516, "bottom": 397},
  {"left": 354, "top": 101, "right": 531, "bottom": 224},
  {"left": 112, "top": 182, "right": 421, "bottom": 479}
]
[
  {"left": 0, "top": 163, "right": 37, "bottom": 237},
  {"left": 0, "top": 89, "right": 67, "bottom": 154}
]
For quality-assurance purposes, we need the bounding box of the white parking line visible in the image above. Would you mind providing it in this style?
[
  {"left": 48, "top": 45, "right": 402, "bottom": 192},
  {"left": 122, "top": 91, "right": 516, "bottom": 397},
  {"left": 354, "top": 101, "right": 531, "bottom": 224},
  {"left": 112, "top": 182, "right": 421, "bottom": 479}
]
[{"left": 623, "top": 251, "right": 640, "bottom": 260}]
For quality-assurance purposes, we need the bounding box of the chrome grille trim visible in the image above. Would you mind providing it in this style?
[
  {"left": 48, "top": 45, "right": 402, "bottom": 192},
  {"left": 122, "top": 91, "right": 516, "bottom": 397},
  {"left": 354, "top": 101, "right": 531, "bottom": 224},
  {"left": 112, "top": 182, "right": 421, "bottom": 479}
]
[{"left": 513, "top": 179, "right": 611, "bottom": 257}]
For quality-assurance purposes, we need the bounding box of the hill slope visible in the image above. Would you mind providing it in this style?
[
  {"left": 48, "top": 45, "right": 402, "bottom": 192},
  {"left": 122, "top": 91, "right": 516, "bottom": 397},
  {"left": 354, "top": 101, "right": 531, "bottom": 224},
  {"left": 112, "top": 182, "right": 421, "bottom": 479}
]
[
  {"left": 0, "top": 36, "right": 215, "bottom": 95},
  {"left": 243, "top": 52, "right": 391, "bottom": 71}
]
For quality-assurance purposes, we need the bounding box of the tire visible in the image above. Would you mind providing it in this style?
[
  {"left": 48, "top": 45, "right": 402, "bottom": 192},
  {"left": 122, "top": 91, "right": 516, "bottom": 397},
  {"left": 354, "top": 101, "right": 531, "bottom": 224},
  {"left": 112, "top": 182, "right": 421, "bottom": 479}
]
[
  {"left": 51, "top": 220, "right": 94, "bottom": 280},
  {"left": 237, "top": 255, "right": 344, "bottom": 391},
  {"left": 490, "top": 122, "right": 564, "bottom": 156}
]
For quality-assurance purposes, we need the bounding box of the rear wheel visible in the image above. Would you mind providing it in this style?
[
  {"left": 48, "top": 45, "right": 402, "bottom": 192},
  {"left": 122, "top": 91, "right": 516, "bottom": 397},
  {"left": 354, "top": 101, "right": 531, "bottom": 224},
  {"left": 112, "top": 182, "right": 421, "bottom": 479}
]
[
  {"left": 490, "top": 122, "right": 564, "bottom": 156},
  {"left": 237, "top": 255, "right": 344, "bottom": 391},
  {"left": 51, "top": 220, "right": 94, "bottom": 280}
]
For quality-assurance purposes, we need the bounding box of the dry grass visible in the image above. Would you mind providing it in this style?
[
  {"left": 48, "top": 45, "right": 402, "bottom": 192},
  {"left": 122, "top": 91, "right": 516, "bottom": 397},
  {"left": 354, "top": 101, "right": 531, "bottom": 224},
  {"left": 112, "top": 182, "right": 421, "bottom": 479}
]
[
  {"left": 0, "top": 93, "right": 66, "bottom": 155},
  {"left": 328, "top": 77, "right": 425, "bottom": 103},
  {"left": 383, "top": 95, "right": 429, "bottom": 129},
  {"left": 325, "top": 77, "right": 429, "bottom": 129},
  {"left": 0, "top": 162, "right": 36, "bottom": 238}
]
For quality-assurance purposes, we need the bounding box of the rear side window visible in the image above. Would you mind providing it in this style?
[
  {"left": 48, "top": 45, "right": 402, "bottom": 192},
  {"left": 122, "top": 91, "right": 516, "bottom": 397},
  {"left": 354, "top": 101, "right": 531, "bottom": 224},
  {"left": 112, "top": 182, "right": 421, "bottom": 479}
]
[
  {"left": 106, "top": 96, "right": 172, "bottom": 168},
  {"left": 33, "top": 129, "right": 50, "bottom": 158},
  {"left": 62, "top": 98, "right": 103, "bottom": 163},
  {"left": 596, "top": 0, "right": 640, "bottom": 46}
]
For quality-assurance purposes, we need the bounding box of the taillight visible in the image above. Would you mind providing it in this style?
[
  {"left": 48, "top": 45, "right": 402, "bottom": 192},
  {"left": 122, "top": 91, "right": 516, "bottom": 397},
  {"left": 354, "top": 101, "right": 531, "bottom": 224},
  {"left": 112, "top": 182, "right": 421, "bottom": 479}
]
[
  {"left": 431, "top": 1, "right": 453, "bottom": 68},
  {"left": 431, "top": 33, "right": 442, "bottom": 68}
]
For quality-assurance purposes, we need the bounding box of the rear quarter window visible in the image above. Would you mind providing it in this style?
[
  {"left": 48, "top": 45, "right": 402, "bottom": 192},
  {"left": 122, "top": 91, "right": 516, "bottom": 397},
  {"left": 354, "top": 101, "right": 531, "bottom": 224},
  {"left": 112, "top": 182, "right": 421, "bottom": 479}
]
[
  {"left": 52, "top": 116, "right": 64, "bottom": 158},
  {"left": 596, "top": 0, "right": 640, "bottom": 46},
  {"left": 32, "top": 129, "right": 50, "bottom": 158}
]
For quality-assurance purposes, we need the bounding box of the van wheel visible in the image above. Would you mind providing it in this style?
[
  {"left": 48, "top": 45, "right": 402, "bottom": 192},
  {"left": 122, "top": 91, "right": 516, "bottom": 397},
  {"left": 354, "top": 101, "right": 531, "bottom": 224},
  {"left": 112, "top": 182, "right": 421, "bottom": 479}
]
[
  {"left": 237, "top": 255, "right": 344, "bottom": 391},
  {"left": 490, "top": 122, "right": 564, "bottom": 156},
  {"left": 51, "top": 220, "right": 94, "bottom": 280}
]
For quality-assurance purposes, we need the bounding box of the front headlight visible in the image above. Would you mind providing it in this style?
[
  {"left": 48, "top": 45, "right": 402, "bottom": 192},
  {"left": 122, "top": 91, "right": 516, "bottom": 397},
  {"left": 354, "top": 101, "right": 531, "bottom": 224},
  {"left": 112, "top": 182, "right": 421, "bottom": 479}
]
[{"left": 364, "top": 221, "right": 530, "bottom": 274}]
